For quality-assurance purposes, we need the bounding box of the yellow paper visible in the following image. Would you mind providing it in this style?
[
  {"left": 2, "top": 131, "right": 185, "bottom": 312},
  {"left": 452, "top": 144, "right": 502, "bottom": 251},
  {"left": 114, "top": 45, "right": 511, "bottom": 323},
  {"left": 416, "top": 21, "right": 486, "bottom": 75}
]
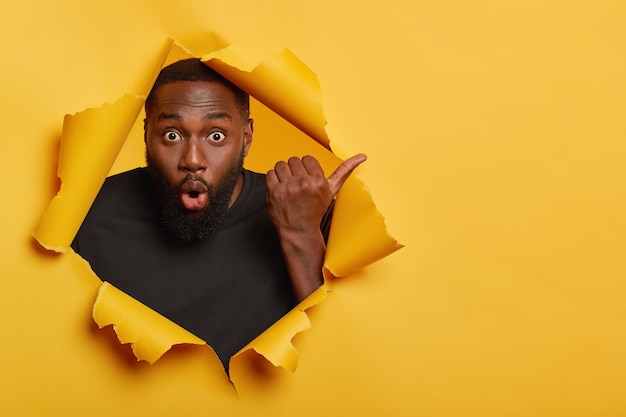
[
  {"left": 32, "top": 95, "right": 144, "bottom": 251},
  {"left": 326, "top": 175, "right": 403, "bottom": 276},
  {"left": 93, "top": 282, "right": 207, "bottom": 364},
  {"left": 204, "top": 47, "right": 331, "bottom": 149},
  {"left": 232, "top": 286, "right": 327, "bottom": 372},
  {"left": 5, "top": 0, "right": 626, "bottom": 415}
]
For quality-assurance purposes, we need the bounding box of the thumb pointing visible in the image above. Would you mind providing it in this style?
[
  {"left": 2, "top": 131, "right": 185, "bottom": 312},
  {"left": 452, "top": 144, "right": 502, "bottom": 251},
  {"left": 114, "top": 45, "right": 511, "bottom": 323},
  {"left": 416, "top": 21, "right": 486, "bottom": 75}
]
[{"left": 327, "top": 153, "right": 367, "bottom": 196}]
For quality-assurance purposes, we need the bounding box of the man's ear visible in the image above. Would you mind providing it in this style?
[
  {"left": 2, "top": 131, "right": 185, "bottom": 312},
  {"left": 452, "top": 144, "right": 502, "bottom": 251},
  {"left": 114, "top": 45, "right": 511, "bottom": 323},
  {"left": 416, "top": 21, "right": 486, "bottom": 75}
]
[
  {"left": 242, "top": 118, "right": 253, "bottom": 157},
  {"left": 143, "top": 118, "right": 148, "bottom": 143}
]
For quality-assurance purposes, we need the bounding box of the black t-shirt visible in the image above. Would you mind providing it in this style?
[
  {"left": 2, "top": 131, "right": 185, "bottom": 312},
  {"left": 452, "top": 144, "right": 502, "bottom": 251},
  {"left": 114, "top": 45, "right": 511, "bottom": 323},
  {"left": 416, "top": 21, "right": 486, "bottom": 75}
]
[{"left": 72, "top": 168, "right": 298, "bottom": 370}]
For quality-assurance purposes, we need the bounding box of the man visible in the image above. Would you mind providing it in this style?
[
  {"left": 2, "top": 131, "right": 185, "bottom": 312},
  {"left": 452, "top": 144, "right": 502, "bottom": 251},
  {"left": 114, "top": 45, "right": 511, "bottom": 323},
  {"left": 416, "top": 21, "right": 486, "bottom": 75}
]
[{"left": 72, "top": 58, "right": 366, "bottom": 370}]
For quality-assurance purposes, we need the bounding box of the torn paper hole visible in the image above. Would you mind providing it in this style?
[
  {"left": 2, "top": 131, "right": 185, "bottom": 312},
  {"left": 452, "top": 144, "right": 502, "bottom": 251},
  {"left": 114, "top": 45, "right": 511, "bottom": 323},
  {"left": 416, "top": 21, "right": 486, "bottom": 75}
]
[
  {"left": 32, "top": 94, "right": 144, "bottom": 252},
  {"left": 33, "top": 37, "right": 402, "bottom": 382},
  {"left": 93, "top": 282, "right": 206, "bottom": 364}
]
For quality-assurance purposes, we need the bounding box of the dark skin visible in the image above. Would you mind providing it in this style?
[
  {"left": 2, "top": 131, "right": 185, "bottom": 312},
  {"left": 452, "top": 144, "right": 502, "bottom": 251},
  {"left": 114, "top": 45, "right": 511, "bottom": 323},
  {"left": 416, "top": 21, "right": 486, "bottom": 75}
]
[
  {"left": 267, "top": 155, "right": 367, "bottom": 300},
  {"left": 145, "top": 80, "right": 366, "bottom": 302}
]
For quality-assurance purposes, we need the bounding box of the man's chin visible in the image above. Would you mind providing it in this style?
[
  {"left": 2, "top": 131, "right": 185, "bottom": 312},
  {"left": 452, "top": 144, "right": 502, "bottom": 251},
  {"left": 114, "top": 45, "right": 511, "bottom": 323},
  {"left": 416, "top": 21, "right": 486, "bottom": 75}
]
[
  {"left": 181, "top": 208, "right": 212, "bottom": 221},
  {"left": 180, "top": 202, "right": 210, "bottom": 215},
  {"left": 165, "top": 208, "right": 221, "bottom": 241}
]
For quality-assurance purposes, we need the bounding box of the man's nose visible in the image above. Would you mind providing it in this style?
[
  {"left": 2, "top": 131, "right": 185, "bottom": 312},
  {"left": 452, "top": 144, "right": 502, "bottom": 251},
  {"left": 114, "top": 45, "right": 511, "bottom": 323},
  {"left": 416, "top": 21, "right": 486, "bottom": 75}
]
[{"left": 180, "top": 140, "right": 207, "bottom": 173}]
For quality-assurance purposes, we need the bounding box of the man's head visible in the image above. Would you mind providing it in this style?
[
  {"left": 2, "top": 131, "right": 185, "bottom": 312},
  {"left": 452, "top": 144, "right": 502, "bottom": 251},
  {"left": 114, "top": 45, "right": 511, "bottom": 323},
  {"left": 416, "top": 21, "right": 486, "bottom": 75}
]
[
  {"left": 144, "top": 58, "right": 253, "bottom": 241},
  {"left": 145, "top": 58, "right": 250, "bottom": 121}
]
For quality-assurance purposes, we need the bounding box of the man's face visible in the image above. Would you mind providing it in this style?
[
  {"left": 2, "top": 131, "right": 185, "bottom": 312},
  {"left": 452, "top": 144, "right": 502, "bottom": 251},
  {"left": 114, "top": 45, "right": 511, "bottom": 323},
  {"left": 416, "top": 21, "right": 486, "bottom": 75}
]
[{"left": 144, "top": 81, "right": 253, "bottom": 240}]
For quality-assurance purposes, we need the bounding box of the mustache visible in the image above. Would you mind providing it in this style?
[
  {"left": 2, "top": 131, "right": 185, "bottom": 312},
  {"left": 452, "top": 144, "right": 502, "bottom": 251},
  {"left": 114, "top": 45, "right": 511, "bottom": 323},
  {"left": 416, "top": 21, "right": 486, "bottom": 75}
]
[
  {"left": 179, "top": 174, "right": 208, "bottom": 186},
  {"left": 177, "top": 174, "right": 210, "bottom": 193}
]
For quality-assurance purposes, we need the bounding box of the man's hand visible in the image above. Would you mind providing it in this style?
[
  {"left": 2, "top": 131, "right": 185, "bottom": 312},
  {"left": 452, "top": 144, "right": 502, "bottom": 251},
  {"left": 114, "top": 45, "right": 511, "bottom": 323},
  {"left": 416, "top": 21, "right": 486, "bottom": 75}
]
[
  {"left": 266, "top": 154, "right": 367, "bottom": 301},
  {"left": 266, "top": 153, "right": 367, "bottom": 237}
]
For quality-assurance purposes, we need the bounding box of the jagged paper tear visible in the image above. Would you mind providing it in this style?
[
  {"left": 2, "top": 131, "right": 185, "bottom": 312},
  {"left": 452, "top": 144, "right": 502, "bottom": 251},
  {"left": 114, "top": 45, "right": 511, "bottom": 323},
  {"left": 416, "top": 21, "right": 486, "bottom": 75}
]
[
  {"left": 32, "top": 94, "right": 144, "bottom": 251},
  {"left": 33, "top": 36, "right": 402, "bottom": 379},
  {"left": 94, "top": 282, "right": 207, "bottom": 364}
]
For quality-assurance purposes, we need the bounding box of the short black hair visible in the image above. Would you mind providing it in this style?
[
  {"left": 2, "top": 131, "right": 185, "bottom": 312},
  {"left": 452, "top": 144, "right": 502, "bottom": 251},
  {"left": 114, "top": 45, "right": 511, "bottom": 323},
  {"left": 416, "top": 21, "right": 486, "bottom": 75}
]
[{"left": 145, "top": 58, "right": 250, "bottom": 121}]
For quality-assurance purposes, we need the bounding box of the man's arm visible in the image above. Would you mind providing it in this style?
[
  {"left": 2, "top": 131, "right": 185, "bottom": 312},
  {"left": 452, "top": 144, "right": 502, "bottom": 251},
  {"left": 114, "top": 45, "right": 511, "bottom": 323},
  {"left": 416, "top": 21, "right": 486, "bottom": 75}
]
[{"left": 266, "top": 154, "right": 367, "bottom": 302}]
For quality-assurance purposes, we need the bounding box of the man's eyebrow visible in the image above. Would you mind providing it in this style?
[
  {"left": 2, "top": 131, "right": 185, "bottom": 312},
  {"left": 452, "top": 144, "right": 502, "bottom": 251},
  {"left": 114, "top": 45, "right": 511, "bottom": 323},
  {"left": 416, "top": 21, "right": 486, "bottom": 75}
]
[
  {"left": 204, "top": 112, "right": 232, "bottom": 121},
  {"left": 156, "top": 112, "right": 233, "bottom": 122},
  {"left": 157, "top": 112, "right": 182, "bottom": 121}
]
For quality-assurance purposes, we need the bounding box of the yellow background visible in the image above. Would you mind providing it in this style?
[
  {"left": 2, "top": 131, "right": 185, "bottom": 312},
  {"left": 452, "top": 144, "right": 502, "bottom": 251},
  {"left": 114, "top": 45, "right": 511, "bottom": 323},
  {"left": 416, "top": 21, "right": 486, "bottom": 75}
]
[{"left": 2, "top": 0, "right": 626, "bottom": 415}]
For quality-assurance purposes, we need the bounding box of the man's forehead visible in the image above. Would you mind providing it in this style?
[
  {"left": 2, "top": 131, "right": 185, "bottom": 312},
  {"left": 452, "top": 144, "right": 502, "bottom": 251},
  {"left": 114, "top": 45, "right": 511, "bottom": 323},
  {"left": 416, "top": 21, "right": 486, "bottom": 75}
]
[{"left": 153, "top": 81, "right": 238, "bottom": 111}]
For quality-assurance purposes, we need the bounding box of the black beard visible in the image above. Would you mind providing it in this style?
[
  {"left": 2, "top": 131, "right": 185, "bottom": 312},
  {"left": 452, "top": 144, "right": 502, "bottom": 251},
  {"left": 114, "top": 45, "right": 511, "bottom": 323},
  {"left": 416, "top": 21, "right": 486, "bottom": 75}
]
[{"left": 146, "top": 153, "right": 244, "bottom": 241}]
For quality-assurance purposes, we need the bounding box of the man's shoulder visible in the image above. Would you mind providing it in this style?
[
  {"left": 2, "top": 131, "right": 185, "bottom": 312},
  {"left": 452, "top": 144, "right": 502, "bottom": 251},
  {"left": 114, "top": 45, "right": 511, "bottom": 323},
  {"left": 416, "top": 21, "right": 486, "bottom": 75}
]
[
  {"left": 218, "top": 169, "right": 267, "bottom": 226},
  {"left": 241, "top": 169, "right": 268, "bottom": 201},
  {"left": 242, "top": 168, "right": 266, "bottom": 187},
  {"left": 73, "top": 168, "right": 156, "bottom": 251},
  {"left": 89, "top": 167, "right": 153, "bottom": 214},
  {"left": 102, "top": 167, "right": 149, "bottom": 189}
]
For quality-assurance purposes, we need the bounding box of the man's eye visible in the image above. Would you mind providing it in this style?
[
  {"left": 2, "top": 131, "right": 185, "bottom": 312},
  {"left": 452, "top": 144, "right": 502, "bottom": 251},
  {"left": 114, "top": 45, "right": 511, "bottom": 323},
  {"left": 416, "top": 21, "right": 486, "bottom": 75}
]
[
  {"left": 164, "top": 131, "right": 182, "bottom": 141},
  {"left": 208, "top": 132, "right": 226, "bottom": 142}
]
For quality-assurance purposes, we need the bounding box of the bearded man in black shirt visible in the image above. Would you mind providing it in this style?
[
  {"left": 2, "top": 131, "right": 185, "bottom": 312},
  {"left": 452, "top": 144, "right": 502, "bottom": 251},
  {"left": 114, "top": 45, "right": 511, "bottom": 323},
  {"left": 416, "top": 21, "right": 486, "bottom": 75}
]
[{"left": 72, "top": 58, "right": 366, "bottom": 370}]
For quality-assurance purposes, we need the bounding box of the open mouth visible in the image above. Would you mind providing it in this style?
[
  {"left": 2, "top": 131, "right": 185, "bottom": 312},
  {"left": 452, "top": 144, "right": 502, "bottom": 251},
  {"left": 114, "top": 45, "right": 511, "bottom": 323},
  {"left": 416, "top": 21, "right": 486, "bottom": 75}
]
[
  {"left": 179, "top": 180, "right": 209, "bottom": 211},
  {"left": 181, "top": 191, "right": 207, "bottom": 211}
]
